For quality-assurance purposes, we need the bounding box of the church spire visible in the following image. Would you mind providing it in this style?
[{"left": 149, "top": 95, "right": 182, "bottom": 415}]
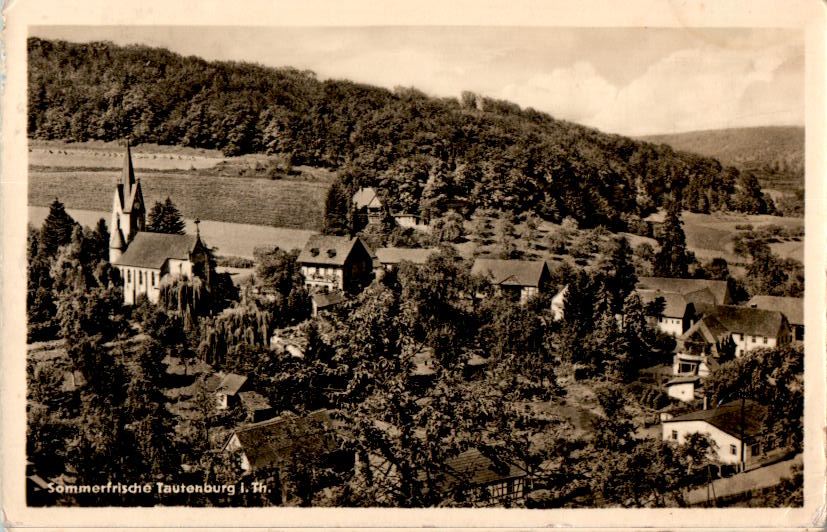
[{"left": 122, "top": 139, "right": 136, "bottom": 188}]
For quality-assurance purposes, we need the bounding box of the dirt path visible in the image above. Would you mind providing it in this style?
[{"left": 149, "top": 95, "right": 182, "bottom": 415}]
[{"left": 686, "top": 453, "right": 802, "bottom": 505}]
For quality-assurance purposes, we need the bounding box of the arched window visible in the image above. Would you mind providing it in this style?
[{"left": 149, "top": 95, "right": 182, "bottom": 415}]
[
  {"left": 152, "top": 272, "right": 155, "bottom": 285},
  {"left": 127, "top": 270, "right": 131, "bottom": 283}
]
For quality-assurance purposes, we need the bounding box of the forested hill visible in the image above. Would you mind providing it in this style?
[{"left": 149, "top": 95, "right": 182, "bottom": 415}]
[
  {"left": 640, "top": 127, "right": 804, "bottom": 188},
  {"left": 28, "top": 37, "right": 772, "bottom": 228}
]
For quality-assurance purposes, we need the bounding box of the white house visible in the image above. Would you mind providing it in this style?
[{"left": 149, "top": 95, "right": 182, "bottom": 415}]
[
  {"left": 297, "top": 235, "right": 375, "bottom": 293},
  {"left": 662, "top": 400, "right": 767, "bottom": 467},
  {"left": 637, "top": 289, "right": 696, "bottom": 337},
  {"left": 550, "top": 285, "right": 568, "bottom": 321},
  {"left": 471, "top": 258, "right": 551, "bottom": 304},
  {"left": 665, "top": 376, "right": 700, "bottom": 402}
]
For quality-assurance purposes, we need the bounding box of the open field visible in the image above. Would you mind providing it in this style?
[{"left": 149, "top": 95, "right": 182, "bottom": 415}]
[
  {"left": 29, "top": 169, "right": 329, "bottom": 231},
  {"left": 29, "top": 206, "right": 316, "bottom": 259}
]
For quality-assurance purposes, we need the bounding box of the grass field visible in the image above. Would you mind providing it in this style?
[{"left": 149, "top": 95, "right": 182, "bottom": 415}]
[
  {"left": 29, "top": 206, "right": 316, "bottom": 259},
  {"left": 29, "top": 170, "right": 329, "bottom": 231}
]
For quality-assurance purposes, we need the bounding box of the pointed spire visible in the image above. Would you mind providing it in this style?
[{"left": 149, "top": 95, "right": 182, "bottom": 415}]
[
  {"left": 194, "top": 218, "right": 201, "bottom": 238},
  {"left": 122, "top": 139, "right": 136, "bottom": 188}
]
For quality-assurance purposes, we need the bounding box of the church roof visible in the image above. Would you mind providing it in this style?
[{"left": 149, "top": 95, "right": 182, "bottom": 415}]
[
  {"left": 121, "top": 142, "right": 136, "bottom": 189},
  {"left": 114, "top": 232, "right": 199, "bottom": 269},
  {"left": 109, "top": 227, "right": 126, "bottom": 250}
]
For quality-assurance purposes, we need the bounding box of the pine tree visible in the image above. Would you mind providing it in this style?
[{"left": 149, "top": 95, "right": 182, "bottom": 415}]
[
  {"left": 604, "top": 236, "right": 637, "bottom": 314},
  {"left": 147, "top": 197, "right": 186, "bottom": 235},
  {"left": 38, "top": 198, "right": 77, "bottom": 258},
  {"left": 322, "top": 180, "right": 351, "bottom": 236},
  {"left": 653, "top": 207, "right": 691, "bottom": 278}
]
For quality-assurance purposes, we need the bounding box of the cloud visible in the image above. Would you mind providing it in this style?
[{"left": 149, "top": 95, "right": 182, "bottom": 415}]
[
  {"left": 496, "top": 42, "right": 803, "bottom": 135},
  {"left": 500, "top": 62, "right": 618, "bottom": 124}
]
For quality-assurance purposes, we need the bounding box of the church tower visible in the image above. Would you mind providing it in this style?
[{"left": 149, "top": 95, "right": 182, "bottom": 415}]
[{"left": 109, "top": 141, "right": 146, "bottom": 263}]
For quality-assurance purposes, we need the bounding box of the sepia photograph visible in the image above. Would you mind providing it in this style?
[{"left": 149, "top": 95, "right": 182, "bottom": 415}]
[{"left": 3, "top": 0, "right": 826, "bottom": 528}]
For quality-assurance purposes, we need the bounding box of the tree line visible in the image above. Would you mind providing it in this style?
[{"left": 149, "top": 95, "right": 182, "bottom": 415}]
[{"left": 30, "top": 37, "right": 775, "bottom": 231}]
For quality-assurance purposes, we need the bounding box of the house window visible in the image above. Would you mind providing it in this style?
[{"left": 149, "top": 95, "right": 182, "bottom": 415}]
[
  {"left": 671, "top": 430, "right": 678, "bottom": 440},
  {"left": 730, "top": 444, "right": 737, "bottom": 455},
  {"left": 751, "top": 443, "right": 760, "bottom": 457},
  {"left": 763, "top": 336, "right": 767, "bottom": 344}
]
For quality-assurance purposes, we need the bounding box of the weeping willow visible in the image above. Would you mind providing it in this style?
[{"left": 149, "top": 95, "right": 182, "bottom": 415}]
[
  {"left": 199, "top": 304, "right": 272, "bottom": 365},
  {"left": 158, "top": 276, "right": 209, "bottom": 317}
]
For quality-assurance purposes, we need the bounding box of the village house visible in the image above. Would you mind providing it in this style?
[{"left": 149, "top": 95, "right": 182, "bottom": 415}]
[
  {"left": 208, "top": 373, "right": 249, "bottom": 411},
  {"left": 662, "top": 400, "right": 768, "bottom": 468},
  {"left": 637, "top": 289, "right": 696, "bottom": 336},
  {"left": 684, "top": 305, "right": 792, "bottom": 358},
  {"left": 109, "top": 144, "right": 212, "bottom": 305},
  {"left": 665, "top": 375, "right": 702, "bottom": 402},
  {"left": 237, "top": 391, "right": 274, "bottom": 423},
  {"left": 471, "top": 258, "right": 551, "bottom": 303},
  {"left": 222, "top": 409, "right": 351, "bottom": 503},
  {"left": 310, "top": 291, "right": 346, "bottom": 317},
  {"left": 297, "top": 235, "right": 375, "bottom": 293},
  {"left": 748, "top": 295, "right": 804, "bottom": 342},
  {"left": 550, "top": 285, "right": 567, "bottom": 321},
  {"left": 352, "top": 187, "right": 384, "bottom": 225},
  {"left": 392, "top": 212, "right": 428, "bottom": 230},
  {"left": 441, "top": 448, "right": 528, "bottom": 507},
  {"left": 374, "top": 247, "right": 439, "bottom": 272},
  {"left": 636, "top": 276, "right": 732, "bottom": 314}
]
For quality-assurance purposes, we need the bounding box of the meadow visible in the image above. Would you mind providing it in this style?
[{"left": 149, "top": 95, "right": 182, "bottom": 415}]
[{"left": 29, "top": 170, "right": 328, "bottom": 231}]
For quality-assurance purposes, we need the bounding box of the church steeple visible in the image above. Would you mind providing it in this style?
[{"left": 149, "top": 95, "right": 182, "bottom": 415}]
[
  {"left": 110, "top": 140, "right": 145, "bottom": 263},
  {"left": 121, "top": 139, "right": 136, "bottom": 189}
]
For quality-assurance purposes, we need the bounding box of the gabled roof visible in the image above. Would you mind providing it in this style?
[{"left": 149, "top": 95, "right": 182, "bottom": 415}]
[
  {"left": 298, "top": 235, "right": 374, "bottom": 266},
  {"left": 225, "top": 409, "right": 340, "bottom": 471},
  {"left": 375, "top": 247, "right": 438, "bottom": 266},
  {"left": 682, "top": 287, "right": 718, "bottom": 314},
  {"left": 471, "top": 259, "right": 549, "bottom": 288},
  {"left": 663, "top": 400, "right": 767, "bottom": 440},
  {"left": 353, "top": 187, "right": 382, "bottom": 210},
  {"left": 311, "top": 291, "right": 346, "bottom": 309},
  {"left": 708, "top": 305, "right": 787, "bottom": 338},
  {"left": 638, "top": 289, "right": 694, "bottom": 318},
  {"left": 637, "top": 277, "right": 729, "bottom": 305},
  {"left": 443, "top": 448, "right": 526, "bottom": 491},
  {"left": 114, "top": 232, "right": 199, "bottom": 269},
  {"left": 215, "top": 373, "right": 247, "bottom": 395},
  {"left": 748, "top": 295, "right": 803, "bottom": 326},
  {"left": 238, "top": 391, "right": 272, "bottom": 411}
]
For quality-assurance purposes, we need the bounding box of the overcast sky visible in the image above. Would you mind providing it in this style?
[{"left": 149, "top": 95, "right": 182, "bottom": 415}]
[{"left": 31, "top": 26, "right": 804, "bottom": 136}]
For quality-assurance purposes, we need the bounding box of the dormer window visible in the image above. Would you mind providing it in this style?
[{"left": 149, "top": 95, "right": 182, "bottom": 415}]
[
  {"left": 327, "top": 249, "right": 337, "bottom": 258},
  {"left": 310, "top": 248, "right": 319, "bottom": 257}
]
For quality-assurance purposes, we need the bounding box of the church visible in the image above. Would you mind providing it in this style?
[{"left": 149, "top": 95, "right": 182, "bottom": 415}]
[{"left": 109, "top": 143, "right": 212, "bottom": 305}]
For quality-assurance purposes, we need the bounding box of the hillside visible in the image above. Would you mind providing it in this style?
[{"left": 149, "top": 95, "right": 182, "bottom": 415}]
[
  {"left": 640, "top": 127, "right": 804, "bottom": 188},
  {"left": 29, "top": 37, "right": 775, "bottom": 228}
]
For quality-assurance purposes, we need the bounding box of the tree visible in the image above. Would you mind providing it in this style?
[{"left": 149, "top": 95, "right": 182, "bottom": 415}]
[
  {"left": 601, "top": 236, "right": 638, "bottom": 315},
  {"left": 38, "top": 198, "right": 77, "bottom": 258},
  {"left": 147, "top": 197, "right": 186, "bottom": 234},
  {"left": 322, "top": 180, "right": 351, "bottom": 236},
  {"left": 653, "top": 207, "right": 691, "bottom": 278},
  {"left": 430, "top": 210, "right": 464, "bottom": 244},
  {"left": 494, "top": 213, "right": 518, "bottom": 259}
]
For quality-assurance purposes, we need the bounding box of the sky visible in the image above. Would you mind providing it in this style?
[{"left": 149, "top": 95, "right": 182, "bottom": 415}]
[{"left": 31, "top": 26, "right": 805, "bottom": 136}]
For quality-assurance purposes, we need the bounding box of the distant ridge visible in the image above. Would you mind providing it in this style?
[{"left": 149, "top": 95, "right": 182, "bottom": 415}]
[{"left": 639, "top": 126, "right": 804, "bottom": 187}]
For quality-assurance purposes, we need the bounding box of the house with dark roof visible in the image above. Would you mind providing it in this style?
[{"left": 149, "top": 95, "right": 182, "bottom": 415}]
[
  {"left": 108, "top": 143, "right": 213, "bottom": 305},
  {"left": 298, "top": 235, "right": 375, "bottom": 293},
  {"left": 237, "top": 391, "right": 274, "bottom": 423},
  {"left": 637, "top": 289, "right": 696, "bottom": 337},
  {"left": 310, "top": 291, "right": 346, "bottom": 317},
  {"left": 636, "top": 277, "right": 732, "bottom": 312},
  {"left": 748, "top": 295, "right": 804, "bottom": 341},
  {"left": 441, "top": 448, "right": 528, "bottom": 506},
  {"left": 222, "top": 409, "right": 347, "bottom": 472},
  {"left": 471, "top": 258, "right": 551, "bottom": 303},
  {"left": 662, "top": 400, "right": 768, "bottom": 467},
  {"left": 211, "top": 373, "right": 249, "bottom": 410},
  {"left": 705, "top": 305, "right": 792, "bottom": 357},
  {"left": 374, "top": 247, "right": 439, "bottom": 272}
]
